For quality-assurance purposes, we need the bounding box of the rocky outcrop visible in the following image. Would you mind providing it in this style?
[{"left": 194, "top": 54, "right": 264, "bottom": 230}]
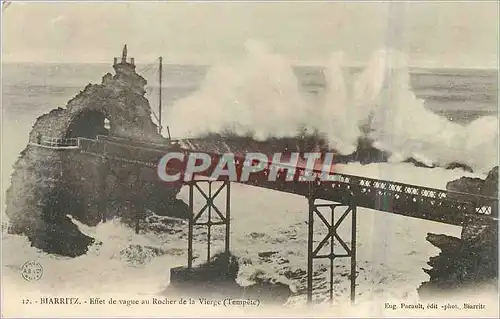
[
  {"left": 418, "top": 231, "right": 498, "bottom": 298},
  {"left": 446, "top": 166, "right": 498, "bottom": 199},
  {"left": 5, "top": 49, "right": 186, "bottom": 257},
  {"left": 5, "top": 147, "right": 95, "bottom": 257},
  {"left": 483, "top": 166, "right": 499, "bottom": 198},
  {"left": 446, "top": 177, "right": 485, "bottom": 196},
  {"left": 191, "top": 132, "right": 483, "bottom": 170},
  {"left": 418, "top": 166, "right": 498, "bottom": 298},
  {"left": 28, "top": 69, "right": 160, "bottom": 143},
  {"left": 182, "top": 133, "right": 392, "bottom": 165},
  {"left": 166, "top": 252, "right": 292, "bottom": 305}
]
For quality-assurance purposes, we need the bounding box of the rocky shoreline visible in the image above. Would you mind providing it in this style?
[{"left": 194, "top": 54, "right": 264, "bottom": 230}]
[{"left": 418, "top": 167, "right": 498, "bottom": 298}]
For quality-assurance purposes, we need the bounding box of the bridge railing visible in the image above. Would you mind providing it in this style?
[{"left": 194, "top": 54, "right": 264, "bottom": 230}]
[
  {"left": 78, "top": 136, "right": 498, "bottom": 222},
  {"left": 31, "top": 136, "right": 80, "bottom": 149},
  {"left": 96, "top": 134, "right": 171, "bottom": 150},
  {"left": 328, "top": 173, "right": 498, "bottom": 218},
  {"left": 79, "top": 137, "right": 165, "bottom": 167},
  {"left": 79, "top": 138, "right": 105, "bottom": 154}
]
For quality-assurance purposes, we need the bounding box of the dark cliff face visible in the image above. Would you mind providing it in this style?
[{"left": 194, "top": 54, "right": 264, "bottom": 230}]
[
  {"left": 418, "top": 166, "right": 499, "bottom": 298},
  {"left": 185, "top": 132, "right": 476, "bottom": 170},
  {"left": 5, "top": 60, "right": 185, "bottom": 257},
  {"left": 446, "top": 166, "right": 498, "bottom": 200},
  {"left": 179, "top": 132, "right": 391, "bottom": 165},
  {"left": 483, "top": 166, "right": 499, "bottom": 198}
]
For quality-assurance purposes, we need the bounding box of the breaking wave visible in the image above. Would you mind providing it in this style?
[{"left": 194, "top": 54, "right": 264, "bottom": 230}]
[
  {"left": 166, "top": 40, "right": 310, "bottom": 140},
  {"left": 166, "top": 41, "right": 498, "bottom": 173},
  {"left": 357, "top": 49, "right": 498, "bottom": 173}
]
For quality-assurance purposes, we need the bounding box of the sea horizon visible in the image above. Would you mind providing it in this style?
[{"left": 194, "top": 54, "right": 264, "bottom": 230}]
[{"left": 2, "top": 60, "right": 499, "bottom": 73}]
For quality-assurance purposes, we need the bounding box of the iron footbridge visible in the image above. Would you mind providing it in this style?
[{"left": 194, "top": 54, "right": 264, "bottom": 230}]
[
  {"left": 50, "top": 134, "right": 496, "bottom": 226},
  {"left": 29, "top": 134, "right": 498, "bottom": 303}
]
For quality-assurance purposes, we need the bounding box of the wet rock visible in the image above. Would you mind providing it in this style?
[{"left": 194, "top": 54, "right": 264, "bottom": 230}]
[
  {"left": 282, "top": 268, "right": 307, "bottom": 280},
  {"left": 167, "top": 252, "right": 292, "bottom": 305},
  {"left": 426, "top": 233, "right": 462, "bottom": 252},
  {"left": 404, "top": 157, "right": 436, "bottom": 169},
  {"left": 483, "top": 166, "right": 499, "bottom": 198},
  {"left": 120, "top": 244, "right": 168, "bottom": 265},
  {"left": 445, "top": 162, "right": 473, "bottom": 172},
  {"left": 446, "top": 177, "right": 484, "bottom": 197},
  {"left": 244, "top": 281, "right": 292, "bottom": 305},
  {"left": 419, "top": 166, "right": 498, "bottom": 298},
  {"left": 258, "top": 251, "right": 279, "bottom": 258}
]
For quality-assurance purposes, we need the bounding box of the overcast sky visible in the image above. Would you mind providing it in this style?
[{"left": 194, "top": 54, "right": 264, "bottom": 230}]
[{"left": 2, "top": 1, "right": 498, "bottom": 68}]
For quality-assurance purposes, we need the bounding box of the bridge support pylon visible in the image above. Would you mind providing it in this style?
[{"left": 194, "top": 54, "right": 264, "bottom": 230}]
[
  {"left": 187, "top": 180, "right": 231, "bottom": 269},
  {"left": 306, "top": 191, "right": 357, "bottom": 305},
  {"left": 97, "top": 157, "right": 110, "bottom": 223}
]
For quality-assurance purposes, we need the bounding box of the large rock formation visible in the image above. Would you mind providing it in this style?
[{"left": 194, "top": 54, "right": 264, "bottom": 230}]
[
  {"left": 5, "top": 47, "right": 187, "bottom": 257},
  {"left": 181, "top": 132, "right": 392, "bottom": 165},
  {"left": 446, "top": 166, "right": 498, "bottom": 199},
  {"left": 418, "top": 166, "right": 498, "bottom": 298}
]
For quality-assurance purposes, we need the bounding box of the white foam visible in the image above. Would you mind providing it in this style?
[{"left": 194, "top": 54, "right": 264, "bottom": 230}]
[{"left": 165, "top": 43, "right": 498, "bottom": 172}]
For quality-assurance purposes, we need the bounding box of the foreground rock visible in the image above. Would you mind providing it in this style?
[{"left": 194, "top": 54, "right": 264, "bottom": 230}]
[
  {"left": 418, "top": 166, "right": 498, "bottom": 298},
  {"left": 166, "top": 252, "right": 292, "bottom": 306}
]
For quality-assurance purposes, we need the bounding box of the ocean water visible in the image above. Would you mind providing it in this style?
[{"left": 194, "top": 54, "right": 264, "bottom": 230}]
[
  {"left": 2, "top": 62, "right": 497, "bottom": 126},
  {"left": 1, "top": 59, "right": 499, "bottom": 316},
  {"left": 4, "top": 61, "right": 498, "bottom": 165}
]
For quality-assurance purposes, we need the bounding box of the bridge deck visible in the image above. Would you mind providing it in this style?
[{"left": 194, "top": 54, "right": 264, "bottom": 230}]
[{"left": 33, "top": 135, "right": 498, "bottom": 226}]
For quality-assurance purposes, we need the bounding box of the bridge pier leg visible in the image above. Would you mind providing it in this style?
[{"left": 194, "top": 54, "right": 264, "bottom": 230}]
[
  {"left": 188, "top": 182, "right": 194, "bottom": 269},
  {"left": 98, "top": 158, "right": 109, "bottom": 223},
  {"left": 307, "top": 197, "right": 314, "bottom": 304},
  {"left": 132, "top": 167, "right": 142, "bottom": 234},
  {"left": 306, "top": 195, "right": 357, "bottom": 305},
  {"left": 187, "top": 180, "right": 231, "bottom": 269}
]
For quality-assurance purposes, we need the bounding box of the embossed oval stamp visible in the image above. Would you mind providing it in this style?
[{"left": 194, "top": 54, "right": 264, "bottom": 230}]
[{"left": 21, "top": 260, "right": 43, "bottom": 282}]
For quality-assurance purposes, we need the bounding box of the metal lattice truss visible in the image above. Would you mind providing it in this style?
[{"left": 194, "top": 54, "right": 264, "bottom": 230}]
[
  {"left": 187, "top": 180, "right": 231, "bottom": 269},
  {"left": 73, "top": 136, "right": 497, "bottom": 226},
  {"left": 307, "top": 199, "right": 357, "bottom": 304}
]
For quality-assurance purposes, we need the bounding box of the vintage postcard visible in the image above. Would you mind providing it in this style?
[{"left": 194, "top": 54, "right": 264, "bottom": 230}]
[{"left": 1, "top": 1, "right": 498, "bottom": 318}]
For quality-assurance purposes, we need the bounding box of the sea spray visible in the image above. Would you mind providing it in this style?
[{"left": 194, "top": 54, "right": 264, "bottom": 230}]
[
  {"left": 320, "top": 51, "right": 359, "bottom": 154},
  {"left": 165, "top": 41, "right": 497, "bottom": 172},
  {"left": 363, "top": 49, "right": 499, "bottom": 172},
  {"left": 165, "top": 40, "right": 310, "bottom": 140}
]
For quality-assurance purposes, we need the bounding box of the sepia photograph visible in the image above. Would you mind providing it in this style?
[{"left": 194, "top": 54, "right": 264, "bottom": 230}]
[{"left": 1, "top": 1, "right": 498, "bottom": 317}]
